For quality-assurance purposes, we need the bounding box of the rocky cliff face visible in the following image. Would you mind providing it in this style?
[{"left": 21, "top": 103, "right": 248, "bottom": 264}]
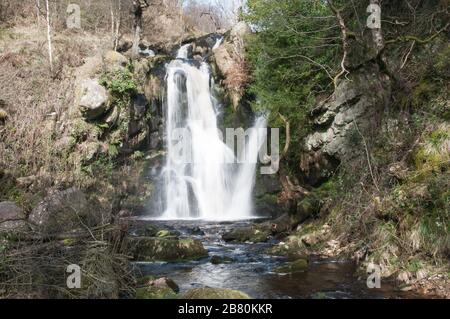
[{"left": 300, "top": 62, "right": 392, "bottom": 186}]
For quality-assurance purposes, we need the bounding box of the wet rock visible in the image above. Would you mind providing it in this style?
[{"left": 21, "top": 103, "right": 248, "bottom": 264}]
[
  {"left": 128, "top": 237, "right": 208, "bottom": 262},
  {"left": 149, "top": 131, "right": 162, "bottom": 150},
  {"left": 222, "top": 226, "right": 270, "bottom": 243},
  {"left": 273, "top": 258, "right": 308, "bottom": 274},
  {"left": 136, "top": 277, "right": 179, "bottom": 299},
  {"left": 28, "top": 188, "right": 97, "bottom": 235},
  {"left": 210, "top": 255, "right": 234, "bottom": 265},
  {"left": 132, "top": 93, "right": 148, "bottom": 119},
  {"left": 0, "top": 201, "right": 28, "bottom": 234},
  {"left": 78, "top": 79, "right": 110, "bottom": 120},
  {"left": 182, "top": 288, "right": 251, "bottom": 299},
  {"left": 190, "top": 226, "right": 205, "bottom": 236}
]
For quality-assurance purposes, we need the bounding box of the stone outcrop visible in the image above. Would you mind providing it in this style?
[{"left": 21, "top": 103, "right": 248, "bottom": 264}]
[
  {"left": 0, "top": 201, "right": 28, "bottom": 233},
  {"left": 301, "top": 63, "right": 391, "bottom": 186},
  {"left": 212, "top": 22, "right": 252, "bottom": 108},
  {"left": 28, "top": 188, "right": 98, "bottom": 235}
]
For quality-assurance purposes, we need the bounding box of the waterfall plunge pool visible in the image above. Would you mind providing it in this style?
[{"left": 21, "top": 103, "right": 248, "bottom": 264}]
[{"left": 131, "top": 219, "right": 426, "bottom": 299}]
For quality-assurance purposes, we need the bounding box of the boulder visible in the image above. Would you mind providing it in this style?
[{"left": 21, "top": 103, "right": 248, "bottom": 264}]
[
  {"left": 136, "top": 277, "right": 179, "bottom": 299},
  {"left": 222, "top": 226, "right": 270, "bottom": 243},
  {"left": 102, "top": 50, "right": 128, "bottom": 73},
  {"left": 78, "top": 79, "right": 110, "bottom": 120},
  {"left": 28, "top": 188, "right": 95, "bottom": 235},
  {"left": 210, "top": 255, "right": 234, "bottom": 265},
  {"left": 181, "top": 288, "right": 251, "bottom": 299},
  {"left": 294, "top": 196, "right": 321, "bottom": 223},
  {"left": 0, "top": 201, "right": 28, "bottom": 233},
  {"left": 273, "top": 258, "right": 308, "bottom": 274},
  {"left": 128, "top": 237, "right": 208, "bottom": 262}
]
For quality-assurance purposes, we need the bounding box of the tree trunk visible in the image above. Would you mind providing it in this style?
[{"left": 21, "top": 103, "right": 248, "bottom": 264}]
[
  {"left": 45, "top": 0, "right": 53, "bottom": 73},
  {"left": 114, "top": 0, "right": 122, "bottom": 51},
  {"left": 36, "top": 0, "right": 41, "bottom": 26},
  {"left": 131, "top": 1, "right": 143, "bottom": 59}
]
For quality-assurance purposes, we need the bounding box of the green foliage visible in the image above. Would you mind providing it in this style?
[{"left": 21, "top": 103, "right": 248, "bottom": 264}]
[
  {"left": 244, "top": 0, "right": 340, "bottom": 156},
  {"left": 100, "top": 67, "right": 137, "bottom": 96},
  {"left": 100, "top": 66, "right": 137, "bottom": 110},
  {"left": 131, "top": 150, "right": 145, "bottom": 161}
]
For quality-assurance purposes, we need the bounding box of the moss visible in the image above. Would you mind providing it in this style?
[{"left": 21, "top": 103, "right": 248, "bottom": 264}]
[
  {"left": 433, "top": 45, "right": 450, "bottom": 79},
  {"left": 255, "top": 194, "right": 278, "bottom": 207},
  {"left": 222, "top": 226, "right": 270, "bottom": 243},
  {"left": 62, "top": 238, "right": 76, "bottom": 246},
  {"left": 411, "top": 80, "right": 438, "bottom": 109},
  {"left": 129, "top": 237, "right": 208, "bottom": 262},
  {"left": 273, "top": 258, "right": 308, "bottom": 274},
  {"left": 136, "top": 287, "right": 178, "bottom": 299},
  {"left": 413, "top": 125, "right": 450, "bottom": 175},
  {"left": 210, "top": 255, "right": 234, "bottom": 264},
  {"left": 182, "top": 288, "right": 251, "bottom": 299},
  {"left": 406, "top": 259, "right": 424, "bottom": 273}
]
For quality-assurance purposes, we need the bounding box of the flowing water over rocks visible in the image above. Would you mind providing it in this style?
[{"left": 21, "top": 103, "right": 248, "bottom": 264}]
[
  {"left": 132, "top": 220, "right": 425, "bottom": 299},
  {"left": 161, "top": 44, "right": 265, "bottom": 220}
]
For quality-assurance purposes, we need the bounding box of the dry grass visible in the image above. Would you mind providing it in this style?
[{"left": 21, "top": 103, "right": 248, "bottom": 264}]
[
  {"left": 0, "top": 24, "right": 109, "bottom": 187},
  {"left": 0, "top": 224, "right": 135, "bottom": 299}
]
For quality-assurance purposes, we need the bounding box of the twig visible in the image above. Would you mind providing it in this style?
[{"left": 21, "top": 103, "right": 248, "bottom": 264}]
[
  {"left": 353, "top": 119, "right": 380, "bottom": 193},
  {"left": 328, "top": 0, "right": 350, "bottom": 89},
  {"left": 400, "top": 40, "right": 415, "bottom": 69},
  {"left": 278, "top": 113, "right": 290, "bottom": 159},
  {"left": 268, "top": 54, "right": 334, "bottom": 83}
]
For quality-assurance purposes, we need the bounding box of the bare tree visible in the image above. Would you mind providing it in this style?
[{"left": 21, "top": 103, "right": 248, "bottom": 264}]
[
  {"left": 131, "top": 0, "right": 149, "bottom": 59},
  {"left": 110, "top": 0, "right": 122, "bottom": 51},
  {"left": 36, "top": 0, "right": 41, "bottom": 26},
  {"left": 45, "top": 0, "right": 53, "bottom": 73}
]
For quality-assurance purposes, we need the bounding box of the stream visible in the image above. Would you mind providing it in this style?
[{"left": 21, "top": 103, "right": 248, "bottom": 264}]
[{"left": 132, "top": 219, "right": 424, "bottom": 299}]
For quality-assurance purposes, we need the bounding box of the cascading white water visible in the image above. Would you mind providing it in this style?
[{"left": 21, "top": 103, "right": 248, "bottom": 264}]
[{"left": 161, "top": 44, "right": 265, "bottom": 220}]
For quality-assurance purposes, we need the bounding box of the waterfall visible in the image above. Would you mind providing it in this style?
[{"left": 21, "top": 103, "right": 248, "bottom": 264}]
[{"left": 161, "top": 44, "right": 265, "bottom": 220}]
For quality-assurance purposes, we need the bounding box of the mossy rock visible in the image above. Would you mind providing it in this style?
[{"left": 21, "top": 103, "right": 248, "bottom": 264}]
[
  {"left": 273, "top": 258, "right": 308, "bottom": 274},
  {"left": 222, "top": 226, "right": 270, "bottom": 243},
  {"left": 294, "top": 196, "right": 322, "bottom": 223},
  {"left": 136, "top": 286, "right": 178, "bottom": 299},
  {"left": 181, "top": 288, "right": 251, "bottom": 299},
  {"left": 156, "top": 229, "right": 178, "bottom": 238},
  {"left": 210, "top": 255, "right": 234, "bottom": 264},
  {"left": 129, "top": 237, "right": 208, "bottom": 262},
  {"left": 135, "top": 277, "right": 179, "bottom": 299}
]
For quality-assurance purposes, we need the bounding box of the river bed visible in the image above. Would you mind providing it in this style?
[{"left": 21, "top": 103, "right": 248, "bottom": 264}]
[{"left": 132, "top": 220, "right": 424, "bottom": 299}]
